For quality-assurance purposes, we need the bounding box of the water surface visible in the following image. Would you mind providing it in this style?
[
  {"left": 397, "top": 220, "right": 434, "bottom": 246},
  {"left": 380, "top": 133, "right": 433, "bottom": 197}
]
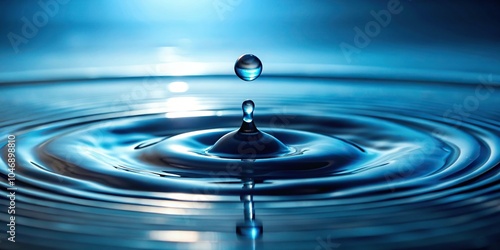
[{"left": 1, "top": 75, "right": 499, "bottom": 249}]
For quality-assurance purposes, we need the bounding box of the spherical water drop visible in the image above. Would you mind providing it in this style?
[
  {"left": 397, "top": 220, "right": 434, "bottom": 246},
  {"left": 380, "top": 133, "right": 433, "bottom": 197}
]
[{"left": 234, "top": 54, "right": 262, "bottom": 81}]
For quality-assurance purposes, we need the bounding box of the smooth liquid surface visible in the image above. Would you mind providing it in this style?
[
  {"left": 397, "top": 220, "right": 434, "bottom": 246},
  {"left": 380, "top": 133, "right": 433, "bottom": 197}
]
[{"left": 0, "top": 76, "right": 499, "bottom": 249}]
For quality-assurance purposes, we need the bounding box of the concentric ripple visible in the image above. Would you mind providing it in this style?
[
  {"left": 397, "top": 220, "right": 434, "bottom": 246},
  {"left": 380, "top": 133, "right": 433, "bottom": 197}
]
[{"left": 1, "top": 76, "right": 499, "bottom": 249}]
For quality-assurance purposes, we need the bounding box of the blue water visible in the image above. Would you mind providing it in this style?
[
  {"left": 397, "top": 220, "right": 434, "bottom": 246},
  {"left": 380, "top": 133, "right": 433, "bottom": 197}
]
[
  {"left": 1, "top": 75, "right": 499, "bottom": 249},
  {"left": 1, "top": 1, "right": 500, "bottom": 249}
]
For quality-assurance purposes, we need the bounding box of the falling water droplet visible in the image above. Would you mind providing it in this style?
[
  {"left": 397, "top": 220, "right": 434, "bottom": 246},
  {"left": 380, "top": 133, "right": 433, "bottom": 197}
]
[{"left": 234, "top": 54, "right": 262, "bottom": 81}]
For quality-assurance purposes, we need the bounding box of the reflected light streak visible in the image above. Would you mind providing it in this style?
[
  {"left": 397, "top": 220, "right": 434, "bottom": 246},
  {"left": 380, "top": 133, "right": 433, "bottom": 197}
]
[
  {"left": 165, "top": 97, "right": 201, "bottom": 112},
  {"left": 168, "top": 81, "right": 189, "bottom": 93},
  {"left": 164, "top": 96, "right": 221, "bottom": 118},
  {"left": 119, "top": 204, "right": 188, "bottom": 215},
  {"left": 149, "top": 230, "right": 199, "bottom": 242},
  {"left": 156, "top": 62, "right": 208, "bottom": 76}
]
